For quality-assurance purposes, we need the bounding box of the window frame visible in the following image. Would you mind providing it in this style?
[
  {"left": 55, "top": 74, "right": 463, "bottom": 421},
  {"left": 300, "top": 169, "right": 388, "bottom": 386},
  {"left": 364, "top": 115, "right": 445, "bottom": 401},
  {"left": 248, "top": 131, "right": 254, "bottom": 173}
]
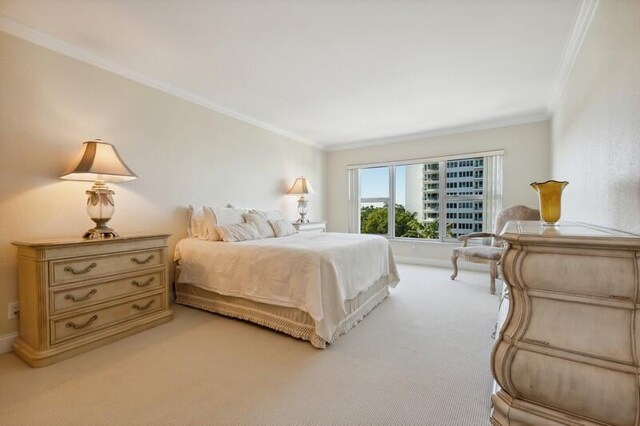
[{"left": 349, "top": 150, "right": 503, "bottom": 242}]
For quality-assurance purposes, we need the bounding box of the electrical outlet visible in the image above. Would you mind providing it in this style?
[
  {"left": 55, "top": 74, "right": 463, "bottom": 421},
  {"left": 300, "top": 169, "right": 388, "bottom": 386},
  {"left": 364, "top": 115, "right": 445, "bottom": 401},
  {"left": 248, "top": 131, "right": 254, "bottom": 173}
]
[{"left": 8, "top": 301, "right": 19, "bottom": 320}]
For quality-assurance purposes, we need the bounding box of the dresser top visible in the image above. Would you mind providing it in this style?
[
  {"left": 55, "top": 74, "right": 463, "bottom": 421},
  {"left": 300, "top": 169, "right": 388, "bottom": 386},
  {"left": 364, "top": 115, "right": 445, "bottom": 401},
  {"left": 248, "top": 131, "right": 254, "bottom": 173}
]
[
  {"left": 12, "top": 233, "right": 170, "bottom": 248},
  {"left": 500, "top": 221, "right": 640, "bottom": 247}
]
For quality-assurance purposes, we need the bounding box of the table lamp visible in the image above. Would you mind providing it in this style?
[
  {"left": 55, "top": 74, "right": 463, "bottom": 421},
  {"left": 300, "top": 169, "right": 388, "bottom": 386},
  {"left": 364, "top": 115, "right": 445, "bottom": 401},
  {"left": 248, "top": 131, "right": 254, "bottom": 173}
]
[
  {"left": 60, "top": 139, "right": 137, "bottom": 238},
  {"left": 287, "top": 177, "right": 315, "bottom": 223}
]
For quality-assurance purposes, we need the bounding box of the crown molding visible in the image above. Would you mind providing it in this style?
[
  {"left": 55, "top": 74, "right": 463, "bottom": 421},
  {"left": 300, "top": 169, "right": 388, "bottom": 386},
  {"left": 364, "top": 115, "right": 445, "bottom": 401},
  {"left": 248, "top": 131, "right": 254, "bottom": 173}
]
[
  {"left": 323, "top": 111, "right": 550, "bottom": 152},
  {"left": 1, "top": 6, "right": 589, "bottom": 154},
  {"left": 546, "top": 0, "right": 599, "bottom": 113},
  {"left": 0, "top": 15, "right": 323, "bottom": 150}
]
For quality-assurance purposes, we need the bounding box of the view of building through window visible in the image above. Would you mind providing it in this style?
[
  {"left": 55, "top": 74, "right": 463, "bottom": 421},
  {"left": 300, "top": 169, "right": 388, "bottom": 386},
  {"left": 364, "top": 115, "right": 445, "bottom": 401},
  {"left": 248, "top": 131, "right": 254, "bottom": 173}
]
[{"left": 359, "top": 157, "right": 486, "bottom": 240}]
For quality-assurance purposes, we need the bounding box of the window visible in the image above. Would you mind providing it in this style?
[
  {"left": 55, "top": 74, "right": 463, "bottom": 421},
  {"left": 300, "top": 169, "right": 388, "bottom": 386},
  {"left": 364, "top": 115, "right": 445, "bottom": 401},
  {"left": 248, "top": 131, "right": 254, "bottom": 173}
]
[
  {"left": 347, "top": 152, "right": 503, "bottom": 241},
  {"left": 359, "top": 166, "right": 390, "bottom": 236}
]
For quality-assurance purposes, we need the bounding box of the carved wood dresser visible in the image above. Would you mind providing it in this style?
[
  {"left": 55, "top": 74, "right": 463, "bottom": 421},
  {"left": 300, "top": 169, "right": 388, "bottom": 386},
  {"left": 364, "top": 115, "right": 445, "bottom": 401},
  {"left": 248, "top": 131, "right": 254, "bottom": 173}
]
[
  {"left": 491, "top": 221, "right": 640, "bottom": 426},
  {"left": 12, "top": 234, "right": 173, "bottom": 367}
]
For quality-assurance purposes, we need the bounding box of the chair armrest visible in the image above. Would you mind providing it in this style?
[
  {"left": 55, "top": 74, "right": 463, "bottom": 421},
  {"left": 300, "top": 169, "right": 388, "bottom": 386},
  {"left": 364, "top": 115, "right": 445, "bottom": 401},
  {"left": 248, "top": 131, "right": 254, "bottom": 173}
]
[
  {"left": 458, "top": 232, "right": 496, "bottom": 241},
  {"left": 458, "top": 232, "right": 498, "bottom": 247}
]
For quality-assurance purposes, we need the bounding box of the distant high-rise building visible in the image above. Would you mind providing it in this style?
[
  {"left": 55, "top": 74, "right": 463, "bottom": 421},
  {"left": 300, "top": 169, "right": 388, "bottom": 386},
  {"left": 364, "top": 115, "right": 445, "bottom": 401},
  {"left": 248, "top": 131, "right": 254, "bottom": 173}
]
[{"left": 405, "top": 157, "right": 484, "bottom": 238}]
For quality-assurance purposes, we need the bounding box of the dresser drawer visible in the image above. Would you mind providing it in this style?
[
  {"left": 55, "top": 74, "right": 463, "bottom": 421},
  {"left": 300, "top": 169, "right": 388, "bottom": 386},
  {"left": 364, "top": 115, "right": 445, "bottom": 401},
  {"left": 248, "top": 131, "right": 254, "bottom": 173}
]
[
  {"left": 520, "top": 251, "right": 636, "bottom": 299},
  {"left": 50, "top": 271, "right": 164, "bottom": 314},
  {"left": 511, "top": 350, "right": 637, "bottom": 426},
  {"left": 51, "top": 249, "right": 163, "bottom": 286},
  {"left": 523, "top": 297, "right": 634, "bottom": 363},
  {"left": 50, "top": 293, "right": 163, "bottom": 345}
]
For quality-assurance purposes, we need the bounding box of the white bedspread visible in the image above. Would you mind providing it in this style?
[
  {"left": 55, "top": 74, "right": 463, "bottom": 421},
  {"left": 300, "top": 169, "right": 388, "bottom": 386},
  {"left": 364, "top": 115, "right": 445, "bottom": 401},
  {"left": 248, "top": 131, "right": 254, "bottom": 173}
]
[{"left": 174, "top": 232, "right": 400, "bottom": 342}]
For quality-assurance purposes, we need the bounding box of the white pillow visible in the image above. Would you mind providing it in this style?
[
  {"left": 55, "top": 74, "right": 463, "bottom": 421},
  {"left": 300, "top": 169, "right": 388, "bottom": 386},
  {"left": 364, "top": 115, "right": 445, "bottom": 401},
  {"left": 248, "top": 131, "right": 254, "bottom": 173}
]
[
  {"left": 269, "top": 219, "right": 297, "bottom": 237},
  {"left": 215, "top": 223, "right": 260, "bottom": 242},
  {"left": 211, "top": 206, "right": 245, "bottom": 224},
  {"left": 203, "top": 206, "right": 246, "bottom": 241},
  {"left": 243, "top": 212, "right": 276, "bottom": 238},
  {"left": 250, "top": 209, "right": 284, "bottom": 221},
  {"left": 188, "top": 205, "right": 209, "bottom": 239}
]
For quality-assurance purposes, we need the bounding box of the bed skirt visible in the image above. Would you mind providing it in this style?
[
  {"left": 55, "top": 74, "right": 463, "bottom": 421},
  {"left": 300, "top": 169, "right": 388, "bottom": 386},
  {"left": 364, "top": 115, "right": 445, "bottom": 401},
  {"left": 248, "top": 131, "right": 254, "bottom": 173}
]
[{"left": 174, "top": 277, "right": 390, "bottom": 348}]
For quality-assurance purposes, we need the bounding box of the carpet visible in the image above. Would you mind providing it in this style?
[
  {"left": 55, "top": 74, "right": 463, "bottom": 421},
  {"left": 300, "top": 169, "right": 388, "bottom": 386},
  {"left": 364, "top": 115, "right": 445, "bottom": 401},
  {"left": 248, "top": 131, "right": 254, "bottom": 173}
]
[{"left": 0, "top": 264, "right": 499, "bottom": 425}]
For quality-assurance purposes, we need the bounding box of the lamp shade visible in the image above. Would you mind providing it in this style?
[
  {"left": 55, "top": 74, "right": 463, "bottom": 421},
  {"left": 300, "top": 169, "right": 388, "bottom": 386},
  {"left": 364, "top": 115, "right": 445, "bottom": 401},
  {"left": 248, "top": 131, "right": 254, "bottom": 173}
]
[
  {"left": 287, "top": 177, "right": 315, "bottom": 195},
  {"left": 60, "top": 139, "right": 137, "bottom": 183}
]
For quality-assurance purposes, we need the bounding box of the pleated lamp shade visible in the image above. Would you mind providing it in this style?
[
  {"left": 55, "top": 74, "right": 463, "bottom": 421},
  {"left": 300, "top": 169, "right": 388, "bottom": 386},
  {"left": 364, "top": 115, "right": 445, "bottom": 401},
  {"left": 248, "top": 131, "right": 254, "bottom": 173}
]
[
  {"left": 287, "top": 177, "right": 315, "bottom": 195},
  {"left": 60, "top": 140, "right": 137, "bottom": 183}
]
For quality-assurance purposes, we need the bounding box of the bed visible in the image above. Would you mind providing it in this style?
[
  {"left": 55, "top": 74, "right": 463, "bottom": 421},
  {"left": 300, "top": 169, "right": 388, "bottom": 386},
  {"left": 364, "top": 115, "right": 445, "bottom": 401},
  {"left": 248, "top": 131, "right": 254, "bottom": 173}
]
[{"left": 174, "top": 231, "right": 399, "bottom": 348}]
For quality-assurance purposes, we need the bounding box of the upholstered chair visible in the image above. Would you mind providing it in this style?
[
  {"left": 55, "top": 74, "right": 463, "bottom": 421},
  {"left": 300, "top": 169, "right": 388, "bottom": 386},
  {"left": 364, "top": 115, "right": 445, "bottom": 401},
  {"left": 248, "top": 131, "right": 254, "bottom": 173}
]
[{"left": 450, "top": 205, "right": 540, "bottom": 294}]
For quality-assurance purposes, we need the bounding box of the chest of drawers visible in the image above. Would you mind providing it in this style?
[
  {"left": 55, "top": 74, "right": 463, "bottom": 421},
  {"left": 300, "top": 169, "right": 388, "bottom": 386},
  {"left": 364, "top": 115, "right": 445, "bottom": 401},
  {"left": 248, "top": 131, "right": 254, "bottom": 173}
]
[
  {"left": 12, "top": 234, "right": 173, "bottom": 367},
  {"left": 292, "top": 221, "right": 327, "bottom": 234},
  {"left": 491, "top": 221, "right": 640, "bottom": 426}
]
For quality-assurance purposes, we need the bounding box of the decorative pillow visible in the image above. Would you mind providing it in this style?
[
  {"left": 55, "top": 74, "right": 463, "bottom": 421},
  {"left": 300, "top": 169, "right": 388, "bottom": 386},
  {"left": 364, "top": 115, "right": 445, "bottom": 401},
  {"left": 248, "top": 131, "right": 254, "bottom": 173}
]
[
  {"left": 211, "top": 206, "right": 245, "bottom": 225},
  {"left": 214, "top": 223, "right": 260, "bottom": 242},
  {"left": 203, "top": 206, "right": 246, "bottom": 241},
  {"left": 243, "top": 212, "right": 276, "bottom": 238},
  {"left": 269, "top": 219, "right": 297, "bottom": 237},
  {"left": 188, "top": 205, "right": 209, "bottom": 239},
  {"left": 250, "top": 209, "right": 284, "bottom": 222}
]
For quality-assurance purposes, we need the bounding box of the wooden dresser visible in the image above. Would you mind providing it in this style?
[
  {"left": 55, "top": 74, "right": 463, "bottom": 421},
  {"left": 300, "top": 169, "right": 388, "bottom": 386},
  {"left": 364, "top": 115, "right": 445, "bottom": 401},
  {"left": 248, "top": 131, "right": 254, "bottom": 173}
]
[
  {"left": 491, "top": 221, "right": 640, "bottom": 426},
  {"left": 12, "top": 234, "right": 173, "bottom": 367}
]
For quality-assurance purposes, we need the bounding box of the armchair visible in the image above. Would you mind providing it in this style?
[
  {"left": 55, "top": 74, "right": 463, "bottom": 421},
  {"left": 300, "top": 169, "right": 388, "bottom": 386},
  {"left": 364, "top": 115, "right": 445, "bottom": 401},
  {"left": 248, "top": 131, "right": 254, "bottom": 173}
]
[{"left": 450, "top": 205, "right": 540, "bottom": 294}]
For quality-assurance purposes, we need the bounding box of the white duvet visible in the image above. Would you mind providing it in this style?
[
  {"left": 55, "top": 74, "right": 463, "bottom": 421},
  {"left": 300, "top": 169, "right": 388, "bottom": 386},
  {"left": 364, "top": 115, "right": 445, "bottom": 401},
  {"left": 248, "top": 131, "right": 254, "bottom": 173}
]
[{"left": 174, "top": 232, "right": 400, "bottom": 342}]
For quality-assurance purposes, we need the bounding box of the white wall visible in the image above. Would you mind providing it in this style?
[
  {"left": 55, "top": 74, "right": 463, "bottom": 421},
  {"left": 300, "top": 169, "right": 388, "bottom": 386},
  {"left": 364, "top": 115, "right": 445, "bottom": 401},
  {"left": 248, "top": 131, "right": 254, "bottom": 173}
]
[
  {"left": 326, "top": 120, "right": 551, "bottom": 266},
  {"left": 551, "top": 0, "right": 640, "bottom": 235},
  {"left": 0, "top": 33, "right": 326, "bottom": 337}
]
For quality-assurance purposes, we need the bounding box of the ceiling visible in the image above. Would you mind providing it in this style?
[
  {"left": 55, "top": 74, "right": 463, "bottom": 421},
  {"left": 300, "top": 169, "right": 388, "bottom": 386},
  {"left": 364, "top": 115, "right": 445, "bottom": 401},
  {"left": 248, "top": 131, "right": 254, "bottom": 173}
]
[{"left": 0, "top": 0, "right": 589, "bottom": 150}]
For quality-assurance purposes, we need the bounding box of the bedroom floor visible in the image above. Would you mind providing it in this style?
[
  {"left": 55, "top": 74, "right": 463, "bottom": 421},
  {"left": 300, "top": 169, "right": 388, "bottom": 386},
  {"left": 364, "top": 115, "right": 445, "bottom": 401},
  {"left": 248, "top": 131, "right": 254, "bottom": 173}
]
[{"left": 0, "top": 264, "right": 499, "bottom": 425}]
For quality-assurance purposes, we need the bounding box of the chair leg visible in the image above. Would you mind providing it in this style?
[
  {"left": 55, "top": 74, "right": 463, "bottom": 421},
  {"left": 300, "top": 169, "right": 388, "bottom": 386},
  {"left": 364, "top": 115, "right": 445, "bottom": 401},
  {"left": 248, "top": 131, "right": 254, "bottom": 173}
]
[
  {"left": 450, "top": 254, "right": 458, "bottom": 280},
  {"left": 489, "top": 261, "right": 497, "bottom": 295}
]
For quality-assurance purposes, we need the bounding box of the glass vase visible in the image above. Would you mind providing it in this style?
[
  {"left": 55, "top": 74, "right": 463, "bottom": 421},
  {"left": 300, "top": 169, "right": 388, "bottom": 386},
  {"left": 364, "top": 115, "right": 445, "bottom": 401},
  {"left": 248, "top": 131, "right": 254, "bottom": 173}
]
[{"left": 530, "top": 180, "right": 569, "bottom": 225}]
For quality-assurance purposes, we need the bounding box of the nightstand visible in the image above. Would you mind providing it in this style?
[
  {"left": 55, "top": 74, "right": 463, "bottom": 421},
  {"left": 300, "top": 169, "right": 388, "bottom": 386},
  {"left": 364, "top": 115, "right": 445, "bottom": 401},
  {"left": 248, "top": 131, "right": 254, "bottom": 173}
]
[
  {"left": 293, "top": 221, "right": 327, "bottom": 234},
  {"left": 12, "top": 234, "right": 173, "bottom": 367}
]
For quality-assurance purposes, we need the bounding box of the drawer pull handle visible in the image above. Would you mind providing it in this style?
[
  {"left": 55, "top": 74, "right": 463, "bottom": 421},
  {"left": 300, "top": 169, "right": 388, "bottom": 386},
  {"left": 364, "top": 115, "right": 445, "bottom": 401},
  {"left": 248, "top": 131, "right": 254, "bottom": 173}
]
[
  {"left": 132, "top": 299, "right": 155, "bottom": 311},
  {"left": 64, "top": 288, "right": 98, "bottom": 302},
  {"left": 525, "top": 338, "right": 550, "bottom": 347},
  {"left": 66, "top": 315, "right": 98, "bottom": 330},
  {"left": 131, "top": 254, "right": 155, "bottom": 265},
  {"left": 609, "top": 295, "right": 631, "bottom": 301},
  {"left": 64, "top": 262, "right": 97, "bottom": 275},
  {"left": 131, "top": 277, "right": 155, "bottom": 288}
]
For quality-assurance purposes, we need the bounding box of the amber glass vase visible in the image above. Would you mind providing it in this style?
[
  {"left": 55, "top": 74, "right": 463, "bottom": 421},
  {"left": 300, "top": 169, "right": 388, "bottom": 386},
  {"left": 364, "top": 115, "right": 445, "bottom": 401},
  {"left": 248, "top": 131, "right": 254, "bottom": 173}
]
[{"left": 530, "top": 180, "right": 569, "bottom": 225}]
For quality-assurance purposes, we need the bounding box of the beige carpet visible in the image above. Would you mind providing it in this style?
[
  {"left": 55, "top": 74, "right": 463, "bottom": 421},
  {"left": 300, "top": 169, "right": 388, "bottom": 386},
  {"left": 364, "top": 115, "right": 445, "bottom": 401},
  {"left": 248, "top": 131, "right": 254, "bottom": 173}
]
[{"left": 0, "top": 264, "right": 499, "bottom": 425}]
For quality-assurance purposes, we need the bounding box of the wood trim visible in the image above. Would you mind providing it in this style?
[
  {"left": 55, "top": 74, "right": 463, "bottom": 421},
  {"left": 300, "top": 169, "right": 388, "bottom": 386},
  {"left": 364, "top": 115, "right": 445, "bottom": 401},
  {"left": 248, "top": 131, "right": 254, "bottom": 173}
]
[{"left": 0, "top": 332, "right": 18, "bottom": 355}]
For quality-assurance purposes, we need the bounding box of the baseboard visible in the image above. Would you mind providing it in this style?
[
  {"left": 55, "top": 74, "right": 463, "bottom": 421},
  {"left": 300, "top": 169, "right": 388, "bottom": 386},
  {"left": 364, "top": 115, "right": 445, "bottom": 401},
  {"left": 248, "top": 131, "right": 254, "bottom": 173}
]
[
  {"left": 395, "top": 256, "right": 489, "bottom": 272},
  {"left": 0, "top": 332, "right": 18, "bottom": 354}
]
